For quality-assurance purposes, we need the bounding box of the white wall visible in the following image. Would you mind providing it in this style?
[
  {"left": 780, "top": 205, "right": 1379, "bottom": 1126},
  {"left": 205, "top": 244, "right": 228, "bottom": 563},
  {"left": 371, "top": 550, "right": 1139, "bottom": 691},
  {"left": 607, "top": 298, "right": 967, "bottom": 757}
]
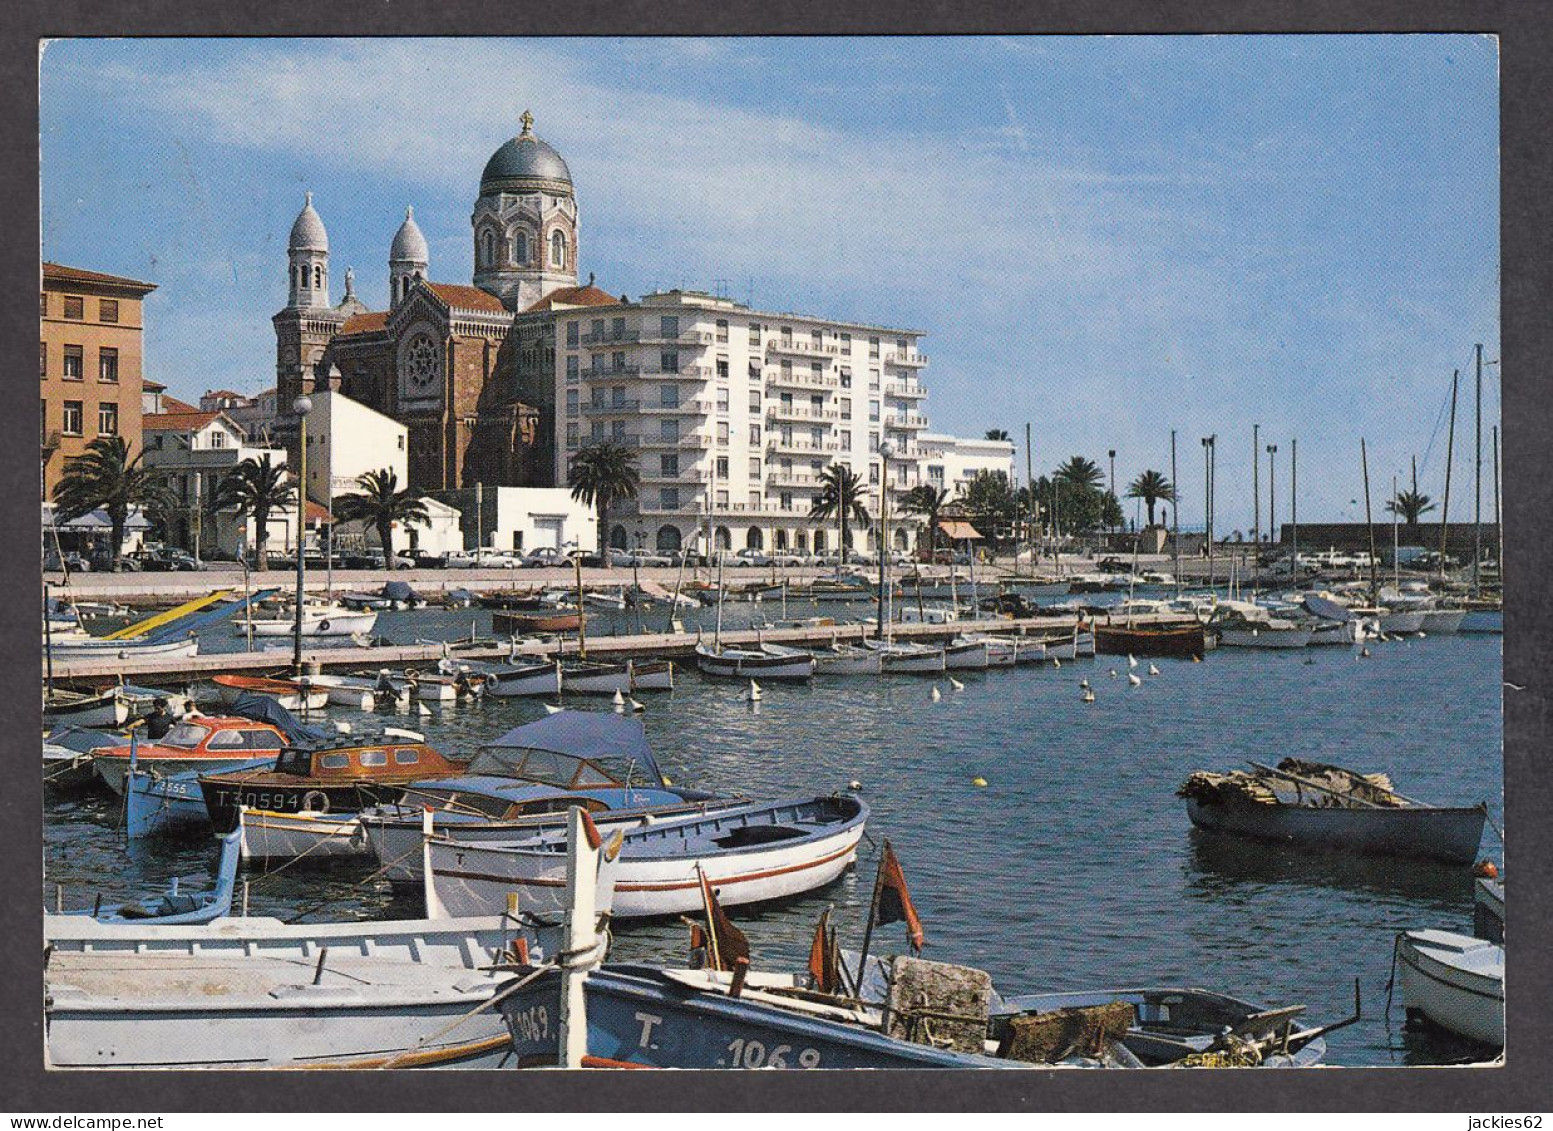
[
  {"left": 484, "top": 487, "right": 597, "bottom": 554},
  {"left": 306, "top": 390, "right": 408, "bottom": 505}
]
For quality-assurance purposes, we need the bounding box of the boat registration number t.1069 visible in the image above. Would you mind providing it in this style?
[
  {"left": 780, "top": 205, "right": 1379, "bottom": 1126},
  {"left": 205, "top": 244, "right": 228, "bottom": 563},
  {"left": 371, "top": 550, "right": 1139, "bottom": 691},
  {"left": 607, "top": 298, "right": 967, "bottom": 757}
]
[{"left": 510, "top": 1004, "right": 550, "bottom": 1045}]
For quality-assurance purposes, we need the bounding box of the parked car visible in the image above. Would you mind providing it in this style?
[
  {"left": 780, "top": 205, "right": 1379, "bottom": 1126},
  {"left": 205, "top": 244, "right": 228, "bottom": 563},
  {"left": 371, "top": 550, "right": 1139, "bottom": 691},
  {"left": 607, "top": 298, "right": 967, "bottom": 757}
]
[
  {"left": 522, "top": 546, "right": 565, "bottom": 569},
  {"left": 409, "top": 549, "right": 447, "bottom": 569},
  {"left": 730, "top": 548, "right": 771, "bottom": 568},
  {"left": 607, "top": 548, "right": 635, "bottom": 568},
  {"left": 43, "top": 549, "right": 91, "bottom": 573}
]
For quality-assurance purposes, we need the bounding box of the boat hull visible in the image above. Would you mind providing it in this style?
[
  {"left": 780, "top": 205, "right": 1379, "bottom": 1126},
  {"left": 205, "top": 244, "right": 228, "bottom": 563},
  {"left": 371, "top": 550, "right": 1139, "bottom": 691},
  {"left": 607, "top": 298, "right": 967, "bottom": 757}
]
[
  {"left": 95, "top": 754, "right": 259, "bottom": 798},
  {"left": 1217, "top": 627, "right": 1313, "bottom": 649},
  {"left": 46, "top": 636, "right": 200, "bottom": 662},
  {"left": 1185, "top": 798, "right": 1486, "bottom": 865},
  {"left": 242, "top": 609, "right": 378, "bottom": 637},
  {"left": 1396, "top": 930, "right": 1504, "bottom": 1047},
  {"left": 1377, "top": 610, "right": 1426, "bottom": 635},
  {"left": 492, "top": 611, "right": 582, "bottom": 635},
  {"left": 481, "top": 663, "right": 560, "bottom": 699},
  {"left": 497, "top": 965, "right": 1012, "bottom": 1069},
  {"left": 44, "top": 691, "right": 130, "bottom": 729},
  {"left": 630, "top": 660, "right": 675, "bottom": 691},
  {"left": 213, "top": 677, "right": 328, "bottom": 713},
  {"left": 942, "top": 641, "right": 989, "bottom": 670},
  {"left": 238, "top": 808, "right": 372, "bottom": 862},
  {"left": 561, "top": 663, "right": 632, "bottom": 695},
  {"left": 1417, "top": 609, "right": 1468, "bottom": 634},
  {"left": 814, "top": 648, "right": 881, "bottom": 675},
  {"left": 1096, "top": 624, "right": 1207, "bottom": 658},
  {"left": 694, "top": 645, "right": 815, "bottom": 681},
  {"left": 429, "top": 797, "right": 865, "bottom": 920}
]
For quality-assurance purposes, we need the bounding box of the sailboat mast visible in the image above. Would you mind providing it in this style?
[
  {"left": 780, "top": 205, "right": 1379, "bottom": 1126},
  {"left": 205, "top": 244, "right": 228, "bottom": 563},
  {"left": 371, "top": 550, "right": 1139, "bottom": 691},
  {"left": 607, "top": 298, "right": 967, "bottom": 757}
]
[
  {"left": 1494, "top": 424, "right": 1502, "bottom": 589},
  {"left": 1291, "top": 437, "right": 1298, "bottom": 568},
  {"left": 1171, "top": 430, "right": 1181, "bottom": 594},
  {"left": 1025, "top": 421, "right": 1035, "bottom": 571},
  {"left": 1392, "top": 475, "right": 1400, "bottom": 591},
  {"left": 1361, "top": 438, "right": 1378, "bottom": 604},
  {"left": 1439, "top": 371, "right": 1458, "bottom": 579},
  {"left": 714, "top": 551, "right": 725, "bottom": 649},
  {"left": 1473, "top": 342, "right": 1483, "bottom": 595}
]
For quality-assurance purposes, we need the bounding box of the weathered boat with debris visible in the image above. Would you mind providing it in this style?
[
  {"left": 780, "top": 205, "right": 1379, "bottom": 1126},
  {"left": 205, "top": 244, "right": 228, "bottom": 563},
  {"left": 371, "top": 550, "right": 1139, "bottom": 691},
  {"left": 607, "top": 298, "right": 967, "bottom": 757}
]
[{"left": 1180, "top": 759, "right": 1487, "bottom": 865}]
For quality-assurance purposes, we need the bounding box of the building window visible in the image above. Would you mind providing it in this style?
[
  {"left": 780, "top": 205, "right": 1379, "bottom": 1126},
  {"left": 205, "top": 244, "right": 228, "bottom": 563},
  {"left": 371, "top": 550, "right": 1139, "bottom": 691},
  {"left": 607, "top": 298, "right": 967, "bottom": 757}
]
[
  {"left": 39, "top": 293, "right": 46, "bottom": 316},
  {"left": 660, "top": 316, "right": 679, "bottom": 339},
  {"left": 39, "top": 342, "right": 46, "bottom": 379},
  {"left": 550, "top": 230, "right": 567, "bottom": 268},
  {"left": 566, "top": 321, "right": 579, "bottom": 347},
  {"left": 661, "top": 454, "right": 679, "bottom": 477},
  {"left": 63, "top": 296, "right": 84, "bottom": 320},
  {"left": 61, "top": 400, "right": 83, "bottom": 435},
  {"left": 749, "top": 491, "right": 761, "bottom": 510},
  {"left": 839, "top": 367, "right": 852, "bottom": 388},
  {"left": 928, "top": 464, "right": 945, "bottom": 483},
  {"left": 869, "top": 462, "right": 880, "bottom": 485},
  {"left": 40, "top": 399, "right": 46, "bottom": 442},
  {"left": 717, "top": 421, "right": 730, "bottom": 445},
  {"left": 481, "top": 231, "right": 495, "bottom": 267},
  {"left": 812, "top": 328, "right": 823, "bottom": 347},
  {"left": 313, "top": 264, "right": 323, "bottom": 288},
  {"left": 566, "top": 389, "right": 579, "bottom": 416},
  {"left": 397, "top": 434, "right": 405, "bottom": 449},
  {"left": 869, "top": 370, "right": 880, "bottom": 391},
  {"left": 611, "top": 420, "right": 627, "bottom": 441},
  {"left": 97, "top": 402, "right": 118, "bottom": 436},
  {"left": 780, "top": 325, "right": 792, "bottom": 343},
  {"left": 62, "top": 345, "right": 83, "bottom": 380},
  {"left": 811, "top": 361, "right": 823, "bottom": 377},
  {"left": 716, "top": 388, "right": 730, "bottom": 414},
  {"left": 661, "top": 351, "right": 679, "bottom": 373},
  {"left": 716, "top": 456, "right": 729, "bottom": 479},
  {"left": 748, "top": 391, "right": 761, "bottom": 412},
  {"left": 748, "top": 423, "right": 761, "bottom": 445},
  {"left": 716, "top": 358, "right": 729, "bottom": 379},
  {"left": 661, "top": 487, "right": 680, "bottom": 510},
  {"left": 515, "top": 230, "right": 530, "bottom": 264},
  {"left": 869, "top": 432, "right": 880, "bottom": 454},
  {"left": 869, "top": 336, "right": 880, "bottom": 359},
  {"left": 841, "top": 332, "right": 852, "bottom": 351},
  {"left": 98, "top": 348, "right": 119, "bottom": 383},
  {"left": 660, "top": 385, "right": 679, "bottom": 408},
  {"left": 840, "top": 398, "right": 852, "bottom": 420},
  {"left": 716, "top": 489, "right": 729, "bottom": 508},
  {"left": 210, "top": 430, "right": 227, "bottom": 449},
  {"left": 869, "top": 400, "right": 880, "bottom": 422},
  {"left": 566, "top": 356, "right": 579, "bottom": 382},
  {"left": 748, "top": 362, "right": 761, "bottom": 380},
  {"left": 748, "top": 324, "right": 760, "bottom": 346},
  {"left": 660, "top": 419, "right": 679, "bottom": 442},
  {"left": 566, "top": 423, "right": 579, "bottom": 447},
  {"left": 749, "top": 457, "right": 761, "bottom": 478},
  {"left": 716, "top": 319, "right": 729, "bottom": 343}
]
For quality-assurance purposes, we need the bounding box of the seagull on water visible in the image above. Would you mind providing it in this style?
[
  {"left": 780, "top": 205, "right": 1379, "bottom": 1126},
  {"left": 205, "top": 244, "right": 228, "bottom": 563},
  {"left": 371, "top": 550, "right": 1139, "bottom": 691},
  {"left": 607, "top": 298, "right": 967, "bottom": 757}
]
[
  {"left": 1148, "top": 663, "right": 1161, "bottom": 676},
  {"left": 1128, "top": 672, "right": 1142, "bottom": 687},
  {"left": 746, "top": 680, "right": 762, "bottom": 702},
  {"left": 629, "top": 697, "right": 646, "bottom": 713},
  {"left": 949, "top": 676, "right": 965, "bottom": 691},
  {"left": 1079, "top": 678, "right": 1090, "bottom": 690},
  {"left": 1128, "top": 654, "right": 1139, "bottom": 670},
  {"left": 931, "top": 685, "right": 942, "bottom": 702},
  {"left": 1082, "top": 687, "right": 1096, "bottom": 703},
  {"left": 1108, "top": 668, "right": 1119, "bottom": 679}
]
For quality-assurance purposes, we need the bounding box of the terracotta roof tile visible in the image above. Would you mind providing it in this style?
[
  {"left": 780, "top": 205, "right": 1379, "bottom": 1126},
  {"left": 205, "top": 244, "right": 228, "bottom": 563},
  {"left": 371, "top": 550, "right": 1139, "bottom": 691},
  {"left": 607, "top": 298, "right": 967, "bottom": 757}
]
[
  {"left": 42, "top": 262, "right": 158, "bottom": 292},
  {"left": 142, "top": 379, "right": 166, "bottom": 392},
  {"left": 159, "top": 395, "right": 199, "bottom": 414},
  {"left": 143, "top": 410, "right": 222, "bottom": 432},
  {"left": 523, "top": 283, "right": 620, "bottom": 312},
  {"left": 425, "top": 282, "right": 509, "bottom": 313},
  {"left": 339, "top": 311, "right": 390, "bottom": 335}
]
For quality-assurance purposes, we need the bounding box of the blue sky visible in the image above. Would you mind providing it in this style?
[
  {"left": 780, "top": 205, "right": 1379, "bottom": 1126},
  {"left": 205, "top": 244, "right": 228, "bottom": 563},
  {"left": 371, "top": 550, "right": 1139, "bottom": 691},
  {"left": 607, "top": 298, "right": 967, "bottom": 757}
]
[{"left": 40, "top": 36, "right": 1500, "bottom": 531}]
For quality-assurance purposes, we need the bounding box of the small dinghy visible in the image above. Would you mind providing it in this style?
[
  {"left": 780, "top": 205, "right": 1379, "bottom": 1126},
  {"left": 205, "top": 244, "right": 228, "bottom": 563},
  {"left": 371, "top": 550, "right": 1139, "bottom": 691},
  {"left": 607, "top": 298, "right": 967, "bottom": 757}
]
[
  {"left": 476, "top": 657, "right": 561, "bottom": 699},
  {"left": 1095, "top": 622, "right": 1208, "bottom": 658},
  {"left": 427, "top": 793, "right": 866, "bottom": 920},
  {"left": 48, "top": 831, "right": 241, "bottom": 926},
  {"left": 1180, "top": 758, "right": 1487, "bottom": 866},
  {"left": 813, "top": 643, "right": 880, "bottom": 676},
  {"left": 212, "top": 674, "right": 328, "bottom": 713},
  {"left": 45, "top": 631, "right": 201, "bottom": 663},
  {"left": 237, "top": 806, "right": 372, "bottom": 862},
  {"left": 1395, "top": 929, "right": 1504, "bottom": 1049},
  {"left": 559, "top": 658, "right": 633, "bottom": 695},
  {"left": 240, "top": 603, "right": 378, "bottom": 638},
  {"left": 863, "top": 638, "right": 946, "bottom": 674},
  {"left": 694, "top": 641, "right": 816, "bottom": 681}
]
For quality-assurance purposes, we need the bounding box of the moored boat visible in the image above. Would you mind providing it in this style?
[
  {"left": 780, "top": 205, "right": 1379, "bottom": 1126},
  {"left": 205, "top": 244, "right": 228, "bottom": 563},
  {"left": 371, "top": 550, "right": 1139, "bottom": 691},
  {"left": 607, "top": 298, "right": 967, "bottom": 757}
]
[
  {"left": 426, "top": 793, "right": 866, "bottom": 920},
  {"left": 694, "top": 641, "right": 816, "bottom": 681},
  {"left": 212, "top": 674, "right": 328, "bottom": 713},
  {"left": 239, "top": 603, "right": 378, "bottom": 638},
  {"left": 862, "top": 638, "right": 945, "bottom": 674},
  {"left": 237, "top": 806, "right": 372, "bottom": 862},
  {"left": 1096, "top": 622, "right": 1208, "bottom": 658},
  {"left": 48, "top": 831, "right": 241, "bottom": 926},
  {"left": 491, "top": 610, "right": 582, "bottom": 635},
  {"left": 477, "top": 658, "right": 561, "bottom": 699},
  {"left": 1180, "top": 758, "right": 1487, "bottom": 866},
  {"left": 1395, "top": 929, "right": 1504, "bottom": 1049},
  {"left": 44, "top": 632, "right": 201, "bottom": 663},
  {"left": 91, "top": 716, "right": 290, "bottom": 796}
]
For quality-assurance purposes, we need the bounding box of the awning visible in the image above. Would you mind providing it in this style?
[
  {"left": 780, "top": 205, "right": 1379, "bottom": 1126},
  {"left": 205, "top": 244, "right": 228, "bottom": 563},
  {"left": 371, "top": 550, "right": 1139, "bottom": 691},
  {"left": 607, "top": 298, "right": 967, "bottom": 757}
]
[{"left": 939, "top": 520, "right": 982, "bottom": 541}]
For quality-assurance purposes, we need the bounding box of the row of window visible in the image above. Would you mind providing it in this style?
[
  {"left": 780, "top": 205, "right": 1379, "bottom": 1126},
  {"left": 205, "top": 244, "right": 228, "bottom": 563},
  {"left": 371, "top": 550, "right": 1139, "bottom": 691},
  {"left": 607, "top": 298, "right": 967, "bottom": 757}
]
[
  {"left": 41, "top": 294, "right": 120, "bottom": 323},
  {"left": 564, "top": 314, "right": 907, "bottom": 356},
  {"left": 41, "top": 343, "right": 119, "bottom": 383},
  {"left": 43, "top": 399, "right": 118, "bottom": 439},
  {"left": 477, "top": 228, "right": 567, "bottom": 270}
]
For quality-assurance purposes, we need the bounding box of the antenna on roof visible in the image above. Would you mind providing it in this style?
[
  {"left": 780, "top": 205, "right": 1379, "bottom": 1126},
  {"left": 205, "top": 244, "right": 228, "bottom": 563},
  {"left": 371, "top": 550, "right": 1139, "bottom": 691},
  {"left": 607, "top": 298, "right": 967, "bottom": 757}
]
[{"left": 712, "top": 277, "right": 730, "bottom": 300}]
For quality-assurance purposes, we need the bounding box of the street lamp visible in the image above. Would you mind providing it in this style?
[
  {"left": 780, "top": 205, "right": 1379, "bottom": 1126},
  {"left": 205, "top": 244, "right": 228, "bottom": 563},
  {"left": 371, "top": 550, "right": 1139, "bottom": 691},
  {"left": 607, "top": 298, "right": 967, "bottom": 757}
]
[
  {"left": 292, "top": 394, "right": 312, "bottom": 673},
  {"left": 876, "top": 440, "right": 894, "bottom": 641}
]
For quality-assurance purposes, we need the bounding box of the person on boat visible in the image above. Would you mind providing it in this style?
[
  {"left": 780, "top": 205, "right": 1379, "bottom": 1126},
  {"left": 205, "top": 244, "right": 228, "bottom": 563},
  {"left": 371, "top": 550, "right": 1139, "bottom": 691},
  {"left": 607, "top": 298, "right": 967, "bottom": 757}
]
[{"left": 144, "top": 698, "right": 173, "bottom": 741}]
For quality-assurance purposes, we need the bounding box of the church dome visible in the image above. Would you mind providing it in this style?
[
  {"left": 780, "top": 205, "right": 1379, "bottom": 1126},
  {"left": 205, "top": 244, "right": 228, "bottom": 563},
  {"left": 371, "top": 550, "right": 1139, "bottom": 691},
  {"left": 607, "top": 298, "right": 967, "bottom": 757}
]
[
  {"left": 480, "top": 111, "right": 572, "bottom": 196},
  {"left": 390, "top": 206, "right": 429, "bottom": 264},
  {"left": 288, "top": 192, "right": 329, "bottom": 252}
]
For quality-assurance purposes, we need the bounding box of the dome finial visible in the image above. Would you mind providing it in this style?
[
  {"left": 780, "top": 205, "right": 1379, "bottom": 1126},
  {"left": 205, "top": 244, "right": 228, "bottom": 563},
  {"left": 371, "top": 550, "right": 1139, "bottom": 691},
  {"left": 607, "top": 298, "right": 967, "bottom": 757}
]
[
  {"left": 520, "top": 109, "right": 534, "bottom": 137},
  {"left": 305, "top": 190, "right": 313, "bottom": 206},
  {"left": 406, "top": 205, "right": 414, "bottom": 220}
]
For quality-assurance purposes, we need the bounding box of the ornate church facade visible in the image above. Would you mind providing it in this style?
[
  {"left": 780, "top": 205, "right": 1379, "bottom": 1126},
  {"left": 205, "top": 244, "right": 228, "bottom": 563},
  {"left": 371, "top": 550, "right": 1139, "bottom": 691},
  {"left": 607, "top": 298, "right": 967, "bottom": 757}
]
[{"left": 271, "top": 112, "right": 616, "bottom": 492}]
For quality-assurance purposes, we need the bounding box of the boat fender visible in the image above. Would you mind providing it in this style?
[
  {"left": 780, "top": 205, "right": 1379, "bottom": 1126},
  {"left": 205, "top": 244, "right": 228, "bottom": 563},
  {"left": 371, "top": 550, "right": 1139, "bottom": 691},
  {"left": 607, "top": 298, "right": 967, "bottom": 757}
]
[
  {"left": 301, "top": 790, "right": 330, "bottom": 814},
  {"left": 318, "top": 619, "right": 331, "bottom": 633},
  {"left": 1475, "top": 860, "right": 1499, "bottom": 878}
]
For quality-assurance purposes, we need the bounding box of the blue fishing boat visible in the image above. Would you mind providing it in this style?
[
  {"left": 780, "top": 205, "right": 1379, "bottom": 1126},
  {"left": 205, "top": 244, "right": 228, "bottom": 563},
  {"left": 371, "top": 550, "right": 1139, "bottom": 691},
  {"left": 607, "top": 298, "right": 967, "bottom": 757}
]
[{"left": 48, "top": 831, "right": 241, "bottom": 926}]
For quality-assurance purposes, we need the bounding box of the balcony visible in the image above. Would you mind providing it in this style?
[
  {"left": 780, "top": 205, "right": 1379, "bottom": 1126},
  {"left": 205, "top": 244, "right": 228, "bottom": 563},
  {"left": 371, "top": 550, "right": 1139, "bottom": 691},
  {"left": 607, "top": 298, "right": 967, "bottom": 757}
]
[
  {"left": 636, "top": 500, "right": 707, "bottom": 516},
  {"left": 884, "top": 413, "right": 929, "bottom": 431},
  {"left": 765, "top": 371, "right": 838, "bottom": 392},
  {"left": 640, "top": 468, "right": 708, "bottom": 485},
  {"left": 639, "top": 364, "right": 715, "bottom": 381},
  {"left": 584, "top": 399, "right": 642, "bottom": 417},
  {"left": 884, "top": 350, "right": 929, "bottom": 368},
  {"left": 766, "top": 338, "right": 839, "bottom": 358},
  {"left": 883, "top": 380, "right": 927, "bottom": 400},
  {"left": 638, "top": 432, "right": 712, "bottom": 450},
  {"left": 767, "top": 436, "right": 839, "bottom": 455},
  {"left": 638, "top": 330, "right": 714, "bottom": 347},
  {"left": 651, "top": 398, "right": 712, "bottom": 416},
  {"left": 580, "top": 329, "right": 639, "bottom": 346},
  {"left": 580, "top": 364, "right": 640, "bottom": 381},
  {"left": 766, "top": 403, "right": 837, "bottom": 423},
  {"left": 766, "top": 470, "right": 824, "bottom": 488}
]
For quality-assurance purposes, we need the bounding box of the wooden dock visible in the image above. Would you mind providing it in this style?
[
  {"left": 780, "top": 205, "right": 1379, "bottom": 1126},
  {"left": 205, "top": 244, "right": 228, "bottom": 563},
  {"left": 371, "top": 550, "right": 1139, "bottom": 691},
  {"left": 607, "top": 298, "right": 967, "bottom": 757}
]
[{"left": 44, "top": 614, "right": 1105, "bottom": 684}]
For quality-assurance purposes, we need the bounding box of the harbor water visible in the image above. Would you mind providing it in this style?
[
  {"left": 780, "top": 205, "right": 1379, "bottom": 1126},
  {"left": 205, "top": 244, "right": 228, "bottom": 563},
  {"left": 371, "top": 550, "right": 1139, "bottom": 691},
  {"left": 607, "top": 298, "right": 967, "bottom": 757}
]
[{"left": 44, "top": 601, "right": 1503, "bottom": 1067}]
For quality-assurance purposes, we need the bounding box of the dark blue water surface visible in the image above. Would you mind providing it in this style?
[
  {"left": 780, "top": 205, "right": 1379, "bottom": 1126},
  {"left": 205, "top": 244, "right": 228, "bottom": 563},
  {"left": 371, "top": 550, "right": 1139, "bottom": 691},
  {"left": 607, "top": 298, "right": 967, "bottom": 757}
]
[{"left": 45, "top": 604, "right": 1502, "bottom": 1067}]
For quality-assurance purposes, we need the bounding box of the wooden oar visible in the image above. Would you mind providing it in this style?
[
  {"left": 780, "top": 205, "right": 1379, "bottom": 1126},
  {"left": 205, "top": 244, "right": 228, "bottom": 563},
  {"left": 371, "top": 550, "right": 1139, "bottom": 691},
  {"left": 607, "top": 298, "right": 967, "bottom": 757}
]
[{"left": 1246, "top": 761, "right": 1387, "bottom": 809}]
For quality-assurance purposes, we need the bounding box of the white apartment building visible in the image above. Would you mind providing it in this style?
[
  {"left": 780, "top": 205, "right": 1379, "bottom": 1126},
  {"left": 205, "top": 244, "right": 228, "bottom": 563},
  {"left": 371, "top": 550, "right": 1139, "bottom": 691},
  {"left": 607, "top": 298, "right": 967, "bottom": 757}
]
[
  {"left": 301, "top": 389, "right": 408, "bottom": 507},
  {"left": 917, "top": 432, "right": 1017, "bottom": 496},
  {"left": 552, "top": 290, "right": 933, "bottom": 555}
]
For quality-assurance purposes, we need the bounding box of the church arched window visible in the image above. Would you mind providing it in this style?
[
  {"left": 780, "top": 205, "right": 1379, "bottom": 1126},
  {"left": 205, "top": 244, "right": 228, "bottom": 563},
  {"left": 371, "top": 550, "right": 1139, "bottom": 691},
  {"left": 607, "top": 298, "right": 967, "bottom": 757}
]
[
  {"left": 550, "top": 230, "right": 566, "bottom": 269},
  {"left": 481, "top": 231, "right": 494, "bottom": 267},
  {"left": 513, "top": 230, "right": 529, "bottom": 265},
  {"left": 313, "top": 264, "right": 322, "bottom": 289}
]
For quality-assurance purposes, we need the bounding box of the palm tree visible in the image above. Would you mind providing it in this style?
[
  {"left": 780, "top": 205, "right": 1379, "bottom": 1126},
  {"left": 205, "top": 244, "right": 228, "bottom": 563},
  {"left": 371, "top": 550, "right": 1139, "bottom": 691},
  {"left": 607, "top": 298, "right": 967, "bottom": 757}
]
[
  {"left": 51, "top": 436, "right": 171, "bottom": 572},
  {"left": 213, "top": 454, "right": 295, "bottom": 570},
  {"left": 985, "top": 429, "right": 1012, "bottom": 442},
  {"left": 333, "top": 468, "right": 429, "bottom": 571},
  {"left": 809, "top": 463, "right": 870, "bottom": 562},
  {"left": 1125, "top": 469, "right": 1176, "bottom": 527},
  {"left": 1385, "top": 488, "right": 1437, "bottom": 526},
  {"left": 899, "top": 484, "right": 949, "bottom": 553},
  {"left": 568, "top": 441, "right": 640, "bottom": 558},
  {"left": 1054, "top": 456, "right": 1105, "bottom": 492}
]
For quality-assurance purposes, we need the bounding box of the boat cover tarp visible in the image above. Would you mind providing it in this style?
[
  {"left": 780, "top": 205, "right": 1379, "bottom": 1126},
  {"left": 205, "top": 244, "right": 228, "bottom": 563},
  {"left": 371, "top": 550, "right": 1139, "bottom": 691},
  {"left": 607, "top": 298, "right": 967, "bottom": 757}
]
[
  {"left": 1179, "top": 758, "right": 1405, "bottom": 809},
  {"left": 44, "top": 725, "right": 125, "bottom": 754},
  {"left": 382, "top": 581, "right": 419, "bottom": 603},
  {"left": 1302, "top": 595, "right": 1355, "bottom": 623},
  {"left": 226, "top": 692, "right": 330, "bottom": 747},
  {"left": 471, "top": 710, "right": 664, "bottom": 786}
]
